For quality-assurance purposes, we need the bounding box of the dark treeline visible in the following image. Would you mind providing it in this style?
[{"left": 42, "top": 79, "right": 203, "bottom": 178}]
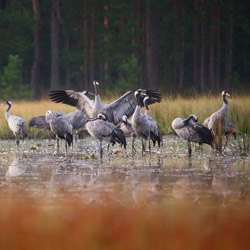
[{"left": 0, "top": 0, "right": 250, "bottom": 100}]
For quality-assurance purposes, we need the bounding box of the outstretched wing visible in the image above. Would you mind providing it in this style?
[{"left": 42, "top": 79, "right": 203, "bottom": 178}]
[
  {"left": 49, "top": 90, "right": 94, "bottom": 117},
  {"left": 102, "top": 89, "right": 161, "bottom": 124}
]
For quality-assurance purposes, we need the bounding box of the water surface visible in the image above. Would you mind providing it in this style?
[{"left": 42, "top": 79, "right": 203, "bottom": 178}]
[{"left": 0, "top": 135, "right": 249, "bottom": 207}]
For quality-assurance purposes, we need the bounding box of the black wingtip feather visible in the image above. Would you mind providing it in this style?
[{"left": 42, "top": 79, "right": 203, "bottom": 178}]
[{"left": 111, "top": 128, "right": 127, "bottom": 149}]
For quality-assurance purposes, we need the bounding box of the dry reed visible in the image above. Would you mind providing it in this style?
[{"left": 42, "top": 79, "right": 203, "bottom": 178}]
[{"left": 0, "top": 95, "right": 249, "bottom": 141}]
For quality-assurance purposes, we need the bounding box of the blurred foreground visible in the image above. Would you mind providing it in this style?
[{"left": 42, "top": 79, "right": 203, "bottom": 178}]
[
  {"left": 0, "top": 135, "right": 249, "bottom": 249},
  {"left": 0, "top": 196, "right": 249, "bottom": 250}
]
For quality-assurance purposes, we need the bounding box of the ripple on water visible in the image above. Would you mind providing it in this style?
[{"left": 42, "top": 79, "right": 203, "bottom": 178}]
[{"left": 0, "top": 136, "right": 249, "bottom": 206}]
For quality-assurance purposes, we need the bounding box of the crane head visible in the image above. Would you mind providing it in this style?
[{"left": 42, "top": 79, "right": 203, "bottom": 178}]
[
  {"left": 122, "top": 115, "right": 128, "bottom": 123},
  {"left": 190, "top": 114, "right": 198, "bottom": 122},
  {"left": 98, "top": 113, "right": 107, "bottom": 121},
  {"left": 222, "top": 90, "right": 230, "bottom": 97},
  {"left": 2, "top": 100, "right": 12, "bottom": 106},
  {"left": 93, "top": 80, "right": 99, "bottom": 86}
]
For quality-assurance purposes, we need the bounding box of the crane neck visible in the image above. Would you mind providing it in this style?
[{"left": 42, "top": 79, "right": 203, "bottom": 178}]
[
  {"left": 143, "top": 99, "right": 150, "bottom": 115},
  {"left": 222, "top": 94, "right": 228, "bottom": 105},
  {"left": 183, "top": 115, "right": 193, "bottom": 126},
  {"left": 5, "top": 103, "right": 11, "bottom": 120},
  {"left": 94, "top": 83, "right": 99, "bottom": 95},
  {"left": 93, "top": 84, "right": 103, "bottom": 110},
  {"left": 134, "top": 95, "right": 142, "bottom": 116}
]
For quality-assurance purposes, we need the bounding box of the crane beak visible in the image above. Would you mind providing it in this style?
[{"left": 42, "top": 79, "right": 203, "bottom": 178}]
[
  {"left": 88, "top": 91, "right": 95, "bottom": 96},
  {"left": 226, "top": 93, "right": 230, "bottom": 97}
]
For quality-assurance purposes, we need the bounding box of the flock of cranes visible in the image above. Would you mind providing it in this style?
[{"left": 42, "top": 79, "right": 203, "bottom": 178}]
[{"left": 2, "top": 81, "right": 235, "bottom": 158}]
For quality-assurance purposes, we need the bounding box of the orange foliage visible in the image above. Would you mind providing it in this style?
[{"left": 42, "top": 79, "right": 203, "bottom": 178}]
[{"left": 0, "top": 195, "right": 249, "bottom": 250}]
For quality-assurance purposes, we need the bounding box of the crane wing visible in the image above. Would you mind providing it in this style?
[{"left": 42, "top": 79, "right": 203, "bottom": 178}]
[
  {"left": 49, "top": 90, "right": 94, "bottom": 117},
  {"left": 102, "top": 89, "right": 161, "bottom": 124}
]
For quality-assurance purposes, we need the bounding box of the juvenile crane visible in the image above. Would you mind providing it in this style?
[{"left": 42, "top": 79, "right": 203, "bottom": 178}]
[
  {"left": 85, "top": 113, "right": 127, "bottom": 159},
  {"left": 49, "top": 80, "right": 161, "bottom": 125},
  {"left": 45, "top": 110, "right": 73, "bottom": 153},
  {"left": 131, "top": 91, "right": 162, "bottom": 154},
  {"left": 203, "top": 90, "right": 232, "bottom": 150},
  {"left": 172, "top": 114, "right": 213, "bottom": 156},
  {"left": 3, "top": 100, "right": 28, "bottom": 146}
]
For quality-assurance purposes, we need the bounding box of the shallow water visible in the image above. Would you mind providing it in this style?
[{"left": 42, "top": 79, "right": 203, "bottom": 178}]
[{"left": 0, "top": 135, "right": 249, "bottom": 207}]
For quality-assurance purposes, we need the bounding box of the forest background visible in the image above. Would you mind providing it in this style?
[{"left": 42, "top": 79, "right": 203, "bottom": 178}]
[{"left": 0, "top": 0, "right": 250, "bottom": 100}]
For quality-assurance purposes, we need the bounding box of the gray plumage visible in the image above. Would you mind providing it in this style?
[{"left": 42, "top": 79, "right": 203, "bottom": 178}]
[
  {"left": 29, "top": 115, "right": 51, "bottom": 130},
  {"left": 131, "top": 91, "right": 162, "bottom": 154},
  {"left": 29, "top": 110, "right": 88, "bottom": 138},
  {"left": 49, "top": 80, "right": 161, "bottom": 125},
  {"left": 203, "top": 90, "right": 232, "bottom": 149},
  {"left": 45, "top": 110, "right": 73, "bottom": 152},
  {"left": 116, "top": 115, "right": 136, "bottom": 152},
  {"left": 85, "top": 114, "right": 126, "bottom": 159},
  {"left": 143, "top": 96, "right": 162, "bottom": 147},
  {"left": 3, "top": 100, "right": 28, "bottom": 146},
  {"left": 204, "top": 117, "right": 236, "bottom": 139},
  {"left": 172, "top": 114, "right": 213, "bottom": 156}
]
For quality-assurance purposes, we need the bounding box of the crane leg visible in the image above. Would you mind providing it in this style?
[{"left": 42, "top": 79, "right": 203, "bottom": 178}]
[
  {"left": 56, "top": 137, "right": 59, "bottom": 152},
  {"left": 65, "top": 141, "right": 68, "bottom": 154},
  {"left": 188, "top": 141, "right": 192, "bottom": 157},
  {"left": 132, "top": 136, "right": 136, "bottom": 153},
  {"left": 141, "top": 139, "right": 146, "bottom": 154},
  {"left": 100, "top": 141, "right": 103, "bottom": 160},
  {"left": 149, "top": 140, "right": 151, "bottom": 155},
  {"left": 224, "top": 131, "right": 233, "bottom": 149}
]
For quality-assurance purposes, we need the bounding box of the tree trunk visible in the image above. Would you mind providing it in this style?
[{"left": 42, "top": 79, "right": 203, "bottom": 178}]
[
  {"left": 89, "top": 3, "right": 96, "bottom": 83},
  {"left": 215, "top": 6, "right": 220, "bottom": 92},
  {"left": 174, "top": 0, "right": 178, "bottom": 91},
  {"left": 103, "top": 4, "right": 109, "bottom": 83},
  {"left": 50, "top": 0, "right": 60, "bottom": 90},
  {"left": 65, "top": 36, "right": 70, "bottom": 89},
  {"left": 226, "top": 0, "right": 233, "bottom": 89},
  {"left": 193, "top": 0, "right": 200, "bottom": 91},
  {"left": 200, "top": 0, "right": 205, "bottom": 93},
  {"left": 209, "top": 7, "right": 215, "bottom": 91},
  {"left": 179, "top": 7, "right": 185, "bottom": 90},
  {"left": 31, "top": 0, "right": 42, "bottom": 100},
  {"left": 83, "top": 0, "right": 88, "bottom": 89},
  {"left": 145, "top": 0, "right": 159, "bottom": 90}
]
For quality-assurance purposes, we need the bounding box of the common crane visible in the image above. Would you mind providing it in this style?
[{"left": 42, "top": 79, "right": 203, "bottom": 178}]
[
  {"left": 29, "top": 110, "right": 88, "bottom": 140},
  {"left": 45, "top": 110, "right": 73, "bottom": 153},
  {"left": 3, "top": 100, "right": 28, "bottom": 146},
  {"left": 204, "top": 117, "right": 236, "bottom": 141},
  {"left": 116, "top": 115, "right": 136, "bottom": 152},
  {"left": 131, "top": 91, "right": 162, "bottom": 154},
  {"left": 143, "top": 96, "right": 162, "bottom": 147},
  {"left": 172, "top": 114, "right": 213, "bottom": 156},
  {"left": 203, "top": 90, "right": 232, "bottom": 150},
  {"left": 49, "top": 80, "right": 161, "bottom": 125},
  {"left": 85, "top": 113, "right": 127, "bottom": 159}
]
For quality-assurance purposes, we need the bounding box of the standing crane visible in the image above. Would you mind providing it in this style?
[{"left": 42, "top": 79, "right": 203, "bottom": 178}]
[
  {"left": 85, "top": 113, "right": 127, "bottom": 159},
  {"left": 203, "top": 90, "right": 232, "bottom": 150},
  {"left": 116, "top": 115, "right": 137, "bottom": 152},
  {"left": 172, "top": 114, "right": 213, "bottom": 156},
  {"left": 45, "top": 110, "right": 73, "bottom": 153},
  {"left": 131, "top": 91, "right": 162, "bottom": 154},
  {"left": 3, "top": 100, "right": 28, "bottom": 147}
]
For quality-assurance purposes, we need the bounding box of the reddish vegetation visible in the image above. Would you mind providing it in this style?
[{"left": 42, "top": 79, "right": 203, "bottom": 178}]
[{"left": 0, "top": 196, "right": 249, "bottom": 250}]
